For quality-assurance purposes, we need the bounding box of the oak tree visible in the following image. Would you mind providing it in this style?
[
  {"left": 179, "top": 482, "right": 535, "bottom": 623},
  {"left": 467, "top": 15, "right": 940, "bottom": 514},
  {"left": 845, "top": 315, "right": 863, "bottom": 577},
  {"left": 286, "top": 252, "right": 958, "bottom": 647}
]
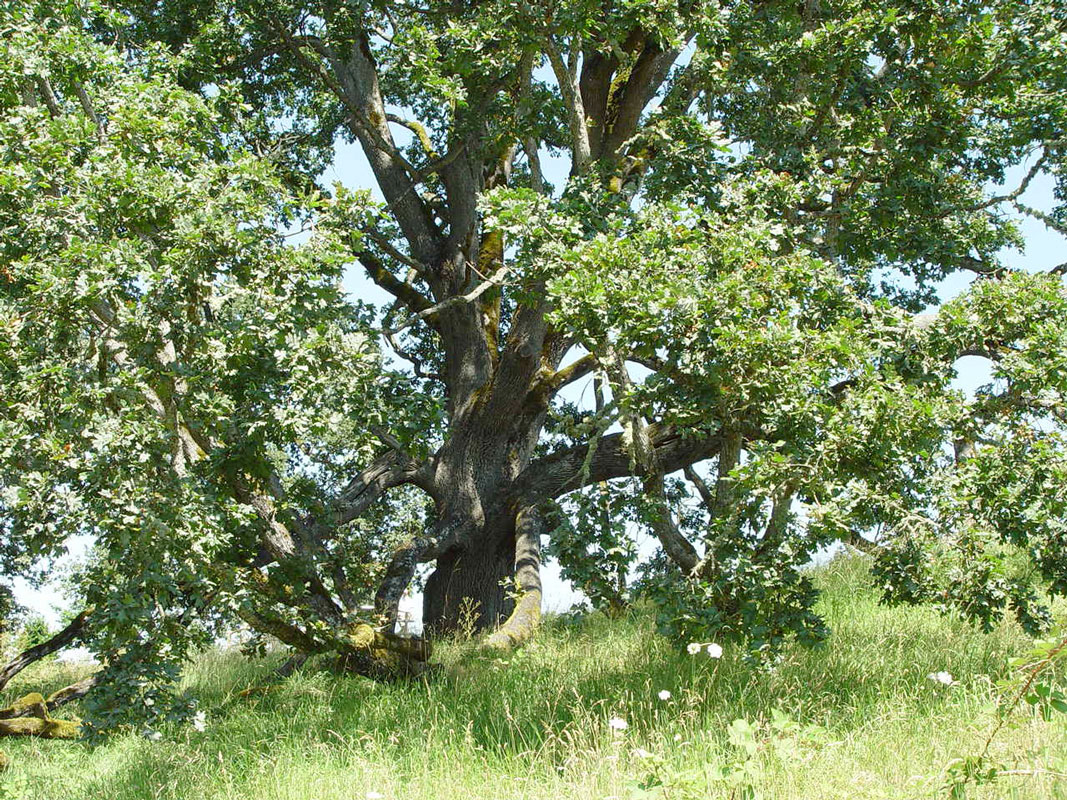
[{"left": 2, "top": 0, "right": 1066, "bottom": 729}]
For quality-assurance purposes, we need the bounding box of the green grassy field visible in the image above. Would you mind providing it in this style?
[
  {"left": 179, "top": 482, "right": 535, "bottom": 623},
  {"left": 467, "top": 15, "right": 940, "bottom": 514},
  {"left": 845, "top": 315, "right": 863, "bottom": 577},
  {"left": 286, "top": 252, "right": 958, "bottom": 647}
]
[{"left": 2, "top": 555, "right": 1066, "bottom": 800}]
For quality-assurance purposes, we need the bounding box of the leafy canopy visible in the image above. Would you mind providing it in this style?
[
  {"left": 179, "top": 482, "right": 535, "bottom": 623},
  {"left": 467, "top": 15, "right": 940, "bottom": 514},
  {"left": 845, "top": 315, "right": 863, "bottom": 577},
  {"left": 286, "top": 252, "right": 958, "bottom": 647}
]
[{"left": 1, "top": 0, "right": 1066, "bottom": 728}]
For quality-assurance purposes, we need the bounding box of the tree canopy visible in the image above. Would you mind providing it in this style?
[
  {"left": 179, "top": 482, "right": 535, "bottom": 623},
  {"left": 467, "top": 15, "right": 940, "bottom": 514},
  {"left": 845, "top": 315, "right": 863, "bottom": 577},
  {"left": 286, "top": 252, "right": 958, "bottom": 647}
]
[{"left": 1, "top": 0, "right": 1066, "bottom": 731}]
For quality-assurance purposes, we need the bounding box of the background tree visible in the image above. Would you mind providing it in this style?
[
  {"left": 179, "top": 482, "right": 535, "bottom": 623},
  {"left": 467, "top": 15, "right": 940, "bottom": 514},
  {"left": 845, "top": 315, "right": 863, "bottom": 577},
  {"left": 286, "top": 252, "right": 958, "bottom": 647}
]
[{"left": 1, "top": 0, "right": 1066, "bottom": 730}]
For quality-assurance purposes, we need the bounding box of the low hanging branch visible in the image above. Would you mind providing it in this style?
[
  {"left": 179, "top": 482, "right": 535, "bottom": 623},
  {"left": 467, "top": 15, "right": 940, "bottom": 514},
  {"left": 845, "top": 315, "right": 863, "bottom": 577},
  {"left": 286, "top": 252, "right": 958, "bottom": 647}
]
[
  {"left": 600, "top": 346, "right": 702, "bottom": 576},
  {"left": 0, "top": 608, "right": 91, "bottom": 692}
]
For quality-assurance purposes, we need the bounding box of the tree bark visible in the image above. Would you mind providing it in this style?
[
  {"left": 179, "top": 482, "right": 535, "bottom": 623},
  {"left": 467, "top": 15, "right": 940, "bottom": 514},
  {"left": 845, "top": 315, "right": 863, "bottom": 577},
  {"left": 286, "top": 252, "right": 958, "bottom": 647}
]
[
  {"left": 0, "top": 688, "right": 86, "bottom": 740},
  {"left": 423, "top": 533, "right": 515, "bottom": 635},
  {"left": 485, "top": 503, "right": 543, "bottom": 650}
]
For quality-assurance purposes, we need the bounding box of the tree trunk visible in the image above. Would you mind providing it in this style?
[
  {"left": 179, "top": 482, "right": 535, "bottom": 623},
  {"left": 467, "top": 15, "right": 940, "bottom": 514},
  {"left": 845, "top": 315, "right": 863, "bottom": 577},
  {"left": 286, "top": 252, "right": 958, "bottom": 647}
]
[
  {"left": 419, "top": 359, "right": 555, "bottom": 637},
  {"left": 423, "top": 532, "right": 515, "bottom": 635}
]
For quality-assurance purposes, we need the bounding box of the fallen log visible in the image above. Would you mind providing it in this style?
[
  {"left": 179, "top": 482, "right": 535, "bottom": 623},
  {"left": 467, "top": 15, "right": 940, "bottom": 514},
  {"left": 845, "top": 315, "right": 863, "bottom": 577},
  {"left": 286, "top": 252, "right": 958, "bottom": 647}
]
[
  {"left": 0, "top": 673, "right": 99, "bottom": 721},
  {"left": 0, "top": 716, "right": 80, "bottom": 739},
  {"left": 0, "top": 607, "right": 94, "bottom": 749},
  {"left": 0, "top": 691, "right": 81, "bottom": 739}
]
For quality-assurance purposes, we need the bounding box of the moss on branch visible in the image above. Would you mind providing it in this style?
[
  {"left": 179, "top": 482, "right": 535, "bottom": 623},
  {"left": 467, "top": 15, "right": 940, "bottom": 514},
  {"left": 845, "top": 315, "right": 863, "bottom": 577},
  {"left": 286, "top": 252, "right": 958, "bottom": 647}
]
[
  {"left": 0, "top": 691, "right": 81, "bottom": 741},
  {"left": 337, "top": 623, "right": 434, "bottom": 679},
  {"left": 484, "top": 590, "right": 542, "bottom": 651}
]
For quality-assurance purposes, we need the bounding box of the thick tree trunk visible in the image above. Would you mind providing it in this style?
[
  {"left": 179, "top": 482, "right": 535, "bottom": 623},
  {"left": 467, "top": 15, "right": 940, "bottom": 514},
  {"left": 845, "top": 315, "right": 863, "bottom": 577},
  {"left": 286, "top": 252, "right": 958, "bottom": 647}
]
[
  {"left": 419, "top": 360, "right": 554, "bottom": 637},
  {"left": 423, "top": 532, "right": 515, "bottom": 635}
]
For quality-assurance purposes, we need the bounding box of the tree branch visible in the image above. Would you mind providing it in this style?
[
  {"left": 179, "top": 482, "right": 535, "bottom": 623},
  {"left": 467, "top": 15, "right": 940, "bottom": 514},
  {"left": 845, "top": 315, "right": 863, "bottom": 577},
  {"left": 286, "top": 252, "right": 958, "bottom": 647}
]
[
  {"left": 386, "top": 112, "right": 438, "bottom": 158},
  {"left": 332, "top": 448, "right": 431, "bottom": 527},
  {"left": 545, "top": 35, "right": 591, "bottom": 171},
  {"left": 845, "top": 532, "right": 880, "bottom": 554},
  {"left": 89, "top": 298, "right": 346, "bottom": 625},
  {"left": 532, "top": 352, "right": 597, "bottom": 395},
  {"left": 1014, "top": 200, "right": 1067, "bottom": 238},
  {"left": 515, "top": 424, "right": 725, "bottom": 502},
  {"left": 276, "top": 25, "right": 441, "bottom": 261},
  {"left": 643, "top": 473, "right": 700, "bottom": 574},
  {"left": 73, "top": 82, "right": 103, "bottom": 136},
  {"left": 357, "top": 251, "right": 435, "bottom": 316},
  {"left": 383, "top": 264, "right": 511, "bottom": 336},
  {"left": 600, "top": 39, "right": 688, "bottom": 159},
  {"left": 519, "top": 52, "right": 545, "bottom": 195},
  {"left": 963, "top": 150, "right": 1048, "bottom": 214},
  {"left": 683, "top": 464, "right": 715, "bottom": 508},
  {"left": 236, "top": 607, "right": 324, "bottom": 653},
  {"left": 33, "top": 76, "right": 62, "bottom": 118},
  {"left": 0, "top": 609, "right": 90, "bottom": 692}
]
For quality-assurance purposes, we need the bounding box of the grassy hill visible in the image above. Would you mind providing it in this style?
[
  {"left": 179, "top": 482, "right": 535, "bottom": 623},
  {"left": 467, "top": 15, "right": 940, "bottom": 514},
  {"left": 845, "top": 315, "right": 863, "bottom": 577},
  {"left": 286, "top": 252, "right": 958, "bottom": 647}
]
[{"left": 2, "top": 555, "right": 1066, "bottom": 800}]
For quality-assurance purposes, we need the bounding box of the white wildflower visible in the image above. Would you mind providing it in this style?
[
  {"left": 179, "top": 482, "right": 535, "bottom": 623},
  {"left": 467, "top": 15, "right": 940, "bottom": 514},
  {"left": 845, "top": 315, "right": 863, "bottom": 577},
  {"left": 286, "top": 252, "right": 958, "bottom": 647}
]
[
  {"left": 191, "top": 711, "right": 207, "bottom": 732},
  {"left": 706, "top": 643, "right": 723, "bottom": 659},
  {"left": 143, "top": 730, "right": 162, "bottom": 742},
  {"left": 927, "top": 671, "right": 956, "bottom": 687},
  {"left": 686, "top": 642, "right": 702, "bottom": 655},
  {"left": 608, "top": 716, "right": 628, "bottom": 731},
  {"left": 634, "top": 748, "right": 653, "bottom": 759},
  {"left": 658, "top": 690, "right": 672, "bottom": 701}
]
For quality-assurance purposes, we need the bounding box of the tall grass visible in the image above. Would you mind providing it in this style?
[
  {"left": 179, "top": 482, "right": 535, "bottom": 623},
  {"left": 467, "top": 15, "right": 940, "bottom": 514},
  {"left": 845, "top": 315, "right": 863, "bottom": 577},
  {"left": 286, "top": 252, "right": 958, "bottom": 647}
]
[{"left": 2, "top": 555, "right": 1065, "bottom": 799}]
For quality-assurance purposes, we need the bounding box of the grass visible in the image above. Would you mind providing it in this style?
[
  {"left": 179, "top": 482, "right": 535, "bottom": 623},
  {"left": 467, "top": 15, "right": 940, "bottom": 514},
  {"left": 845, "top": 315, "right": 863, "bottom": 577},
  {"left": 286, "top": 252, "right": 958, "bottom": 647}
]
[{"left": 2, "top": 555, "right": 1066, "bottom": 799}]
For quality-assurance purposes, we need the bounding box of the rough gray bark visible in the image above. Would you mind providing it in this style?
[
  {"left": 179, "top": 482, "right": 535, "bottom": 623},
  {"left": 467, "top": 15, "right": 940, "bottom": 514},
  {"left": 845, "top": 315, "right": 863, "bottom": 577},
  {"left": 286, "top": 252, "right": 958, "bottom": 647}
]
[{"left": 423, "top": 536, "right": 515, "bottom": 634}]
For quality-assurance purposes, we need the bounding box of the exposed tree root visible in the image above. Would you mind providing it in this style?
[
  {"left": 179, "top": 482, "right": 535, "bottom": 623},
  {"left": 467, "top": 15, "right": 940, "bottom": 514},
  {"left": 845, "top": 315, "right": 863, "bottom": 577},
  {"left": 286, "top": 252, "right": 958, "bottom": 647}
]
[
  {"left": 233, "top": 624, "right": 435, "bottom": 703},
  {"left": 484, "top": 590, "right": 541, "bottom": 651}
]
